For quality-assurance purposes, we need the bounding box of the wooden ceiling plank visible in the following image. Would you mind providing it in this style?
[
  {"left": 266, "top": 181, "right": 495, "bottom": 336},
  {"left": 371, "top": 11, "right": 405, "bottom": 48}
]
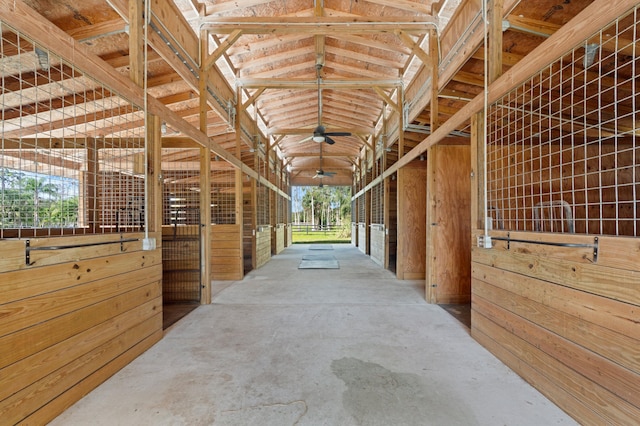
[
  {"left": 316, "top": 34, "right": 326, "bottom": 67},
  {"left": 205, "top": 0, "right": 277, "bottom": 15},
  {"left": 246, "top": 61, "right": 314, "bottom": 79},
  {"left": 236, "top": 45, "right": 313, "bottom": 73},
  {"left": 363, "top": 0, "right": 432, "bottom": 14},
  {"left": 227, "top": 33, "right": 310, "bottom": 56},
  {"left": 329, "top": 33, "right": 411, "bottom": 55},
  {"left": 326, "top": 45, "right": 406, "bottom": 69}
]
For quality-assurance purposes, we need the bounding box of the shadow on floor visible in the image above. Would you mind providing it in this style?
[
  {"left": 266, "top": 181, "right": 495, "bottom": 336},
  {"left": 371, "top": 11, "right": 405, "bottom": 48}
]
[
  {"left": 163, "top": 303, "right": 199, "bottom": 330},
  {"left": 440, "top": 303, "right": 471, "bottom": 329}
]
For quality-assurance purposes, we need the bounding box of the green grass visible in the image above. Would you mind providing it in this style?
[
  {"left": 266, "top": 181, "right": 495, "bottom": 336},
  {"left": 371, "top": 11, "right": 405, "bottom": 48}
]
[{"left": 292, "top": 230, "right": 350, "bottom": 244}]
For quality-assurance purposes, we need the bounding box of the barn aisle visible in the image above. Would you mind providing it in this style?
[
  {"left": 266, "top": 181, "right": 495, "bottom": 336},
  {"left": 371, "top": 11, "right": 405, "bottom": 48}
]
[{"left": 51, "top": 244, "right": 576, "bottom": 425}]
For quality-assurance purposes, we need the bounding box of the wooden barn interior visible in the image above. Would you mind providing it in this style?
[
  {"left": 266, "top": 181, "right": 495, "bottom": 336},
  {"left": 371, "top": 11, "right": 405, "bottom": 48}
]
[{"left": 1, "top": 0, "right": 639, "bottom": 423}]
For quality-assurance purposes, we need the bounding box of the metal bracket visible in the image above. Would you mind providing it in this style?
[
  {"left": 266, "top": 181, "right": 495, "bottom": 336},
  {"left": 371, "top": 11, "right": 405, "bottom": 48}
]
[{"left": 25, "top": 239, "right": 31, "bottom": 265}]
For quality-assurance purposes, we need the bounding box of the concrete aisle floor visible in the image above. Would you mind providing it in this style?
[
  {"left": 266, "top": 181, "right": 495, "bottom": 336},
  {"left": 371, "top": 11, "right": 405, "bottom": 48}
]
[{"left": 51, "top": 244, "right": 577, "bottom": 426}]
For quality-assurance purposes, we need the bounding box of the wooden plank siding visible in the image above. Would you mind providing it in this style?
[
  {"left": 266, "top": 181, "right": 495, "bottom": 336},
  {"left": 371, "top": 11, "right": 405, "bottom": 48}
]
[
  {"left": 426, "top": 144, "right": 471, "bottom": 303},
  {"left": 351, "top": 223, "right": 358, "bottom": 246},
  {"left": 386, "top": 178, "right": 398, "bottom": 271},
  {"left": 0, "top": 234, "right": 163, "bottom": 424},
  {"left": 369, "top": 225, "right": 385, "bottom": 267},
  {"left": 358, "top": 223, "right": 368, "bottom": 254},
  {"left": 255, "top": 228, "right": 271, "bottom": 269},
  {"left": 471, "top": 232, "right": 640, "bottom": 424},
  {"left": 396, "top": 161, "right": 427, "bottom": 280},
  {"left": 274, "top": 225, "right": 285, "bottom": 255},
  {"left": 212, "top": 224, "right": 243, "bottom": 280}
]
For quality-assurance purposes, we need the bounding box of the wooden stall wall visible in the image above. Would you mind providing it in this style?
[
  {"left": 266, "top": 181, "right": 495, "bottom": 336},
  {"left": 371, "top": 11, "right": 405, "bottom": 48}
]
[
  {"left": 162, "top": 225, "right": 200, "bottom": 302},
  {"left": 396, "top": 161, "right": 427, "bottom": 280},
  {"left": 386, "top": 177, "right": 398, "bottom": 272},
  {"left": 351, "top": 223, "right": 358, "bottom": 246},
  {"left": 472, "top": 233, "right": 640, "bottom": 424},
  {"left": 369, "top": 225, "right": 386, "bottom": 266},
  {"left": 0, "top": 234, "right": 163, "bottom": 424},
  {"left": 358, "top": 222, "right": 368, "bottom": 254},
  {"left": 274, "top": 224, "right": 285, "bottom": 255},
  {"left": 426, "top": 143, "right": 471, "bottom": 303},
  {"left": 211, "top": 224, "right": 243, "bottom": 280},
  {"left": 255, "top": 227, "right": 271, "bottom": 269}
]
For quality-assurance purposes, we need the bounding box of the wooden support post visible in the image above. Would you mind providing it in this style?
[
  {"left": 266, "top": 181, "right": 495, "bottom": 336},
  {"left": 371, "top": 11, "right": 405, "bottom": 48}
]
[
  {"left": 85, "top": 138, "right": 98, "bottom": 232},
  {"left": 489, "top": 0, "right": 504, "bottom": 82},
  {"left": 199, "top": 26, "right": 212, "bottom": 304},
  {"left": 398, "top": 87, "right": 405, "bottom": 158},
  {"left": 426, "top": 146, "right": 437, "bottom": 303},
  {"left": 383, "top": 176, "right": 390, "bottom": 269},
  {"left": 429, "top": 29, "right": 440, "bottom": 131},
  {"left": 471, "top": 112, "right": 485, "bottom": 230},
  {"left": 128, "top": 0, "right": 145, "bottom": 86},
  {"left": 199, "top": 145, "right": 212, "bottom": 304},
  {"left": 146, "top": 114, "right": 162, "bottom": 233}
]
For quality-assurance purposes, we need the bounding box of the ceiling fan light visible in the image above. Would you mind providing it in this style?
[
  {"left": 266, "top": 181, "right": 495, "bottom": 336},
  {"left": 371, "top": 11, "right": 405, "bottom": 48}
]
[{"left": 312, "top": 135, "right": 325, "bottom": 143}]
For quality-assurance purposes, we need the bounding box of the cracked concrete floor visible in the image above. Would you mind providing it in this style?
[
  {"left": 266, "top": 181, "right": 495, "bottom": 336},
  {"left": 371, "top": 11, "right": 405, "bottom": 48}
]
[{"left": 51, "top": 244, "right": 578, "bottom": 426}]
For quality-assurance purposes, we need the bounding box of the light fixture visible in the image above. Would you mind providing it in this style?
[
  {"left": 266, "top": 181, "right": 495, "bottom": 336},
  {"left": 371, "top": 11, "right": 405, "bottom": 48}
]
[
  {"left": 313, "top": 135, "right": 325, "bottom": 143},
  {"left": 584, "top": 43, "right": 599, "bottom": 68},
  {"left": 161, "top": 122, "right": 167, "bottom": 134},
  {"left": 34, "top": 47, "right": 49, "bottom": 71}
]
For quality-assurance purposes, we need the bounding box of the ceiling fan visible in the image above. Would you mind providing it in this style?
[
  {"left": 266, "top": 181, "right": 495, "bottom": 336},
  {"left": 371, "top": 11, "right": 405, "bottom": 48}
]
[
  {"left": 313, "top": 143, "right": 336, "bottom": 179},
  {"left": 300, "top": 64, "right": 351, "bottom": 145}
]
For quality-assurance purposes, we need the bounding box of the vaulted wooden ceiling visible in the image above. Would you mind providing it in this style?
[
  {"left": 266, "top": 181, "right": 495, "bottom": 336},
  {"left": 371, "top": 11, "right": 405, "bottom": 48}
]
[{"left": 3, "top": 0, "right": 599, "bottom": 186}]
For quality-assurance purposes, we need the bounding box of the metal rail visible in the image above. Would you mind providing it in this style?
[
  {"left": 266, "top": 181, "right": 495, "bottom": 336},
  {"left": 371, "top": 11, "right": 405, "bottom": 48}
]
[
  {"left": 491, "top": 233, "right": 599, "bottom": 263},
  {"left": 25, "top": 237, "right": 139, "bottom": 265}
]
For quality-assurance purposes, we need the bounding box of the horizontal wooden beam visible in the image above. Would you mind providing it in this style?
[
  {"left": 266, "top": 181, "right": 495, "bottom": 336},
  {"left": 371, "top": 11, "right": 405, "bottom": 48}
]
[
  {"left": 237, "top": 78, "right": 402, "bottom": 89},
  {"left": 201, "top": 16, "right": 438, "bottom": 34},
  {"left": 269, "top": 126, "right": 374, "bottom": 135}
]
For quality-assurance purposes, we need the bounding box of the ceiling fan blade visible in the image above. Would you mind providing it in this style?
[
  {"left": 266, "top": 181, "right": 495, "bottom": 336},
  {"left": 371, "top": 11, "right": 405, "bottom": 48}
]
[
  {"left": 324, "top": 136, "right": 336, "bottom": 145},
  {"left": 298, "top": 135, "right": 313, "bottom": 144},
  {"left": 324, "top": 131, "right": 351, "bottom": 137}
]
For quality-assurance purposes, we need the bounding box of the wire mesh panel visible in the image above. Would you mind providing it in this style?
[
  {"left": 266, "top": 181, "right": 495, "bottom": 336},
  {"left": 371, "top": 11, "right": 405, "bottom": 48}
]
[
  {"left": 486, "top": 7, "right": 639, "bottom": 237},
  {"left": 211, "top": 168, "right": 236, "bottom": 224},
  {"left": 1, "top": 23, "right": 145, "bottom": 238},
  {"left": 371, "top": 182, "right": 384, "bottom": 225},
  {"left": 257, "top": 183, "right": 270, "bottom": 226},
  {"left": 276, "top": 194, "right": 286, "bottom": 224},
  {"left": 357, "top": 194, "right": 365, "bottom": 223},
  {"left": 162, "top": 149, "right": 201, "bottom": 227}
]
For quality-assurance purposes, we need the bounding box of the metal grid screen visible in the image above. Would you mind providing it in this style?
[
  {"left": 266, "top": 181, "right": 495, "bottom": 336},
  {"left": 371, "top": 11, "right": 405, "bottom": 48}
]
[
  {"left": 486, "top": 7, "right": 639, "bottom": 237},
  {"left": 211, "top": 169, "right": 236, "bottom": 224},
  {"left": 1, "top": 23, "right": 145, "bottom": 238},
  {"left": 162, "top": 149, "right": 200, "bottom": 226},
  {"left": 371, "top": 182, "right": 384, "bottom": 224},
  {"left": 357, "top": 194, "right": 365, "bottom": 223},
  {"left": 257, "top": 183, "right": 270, "bottom": 226}
]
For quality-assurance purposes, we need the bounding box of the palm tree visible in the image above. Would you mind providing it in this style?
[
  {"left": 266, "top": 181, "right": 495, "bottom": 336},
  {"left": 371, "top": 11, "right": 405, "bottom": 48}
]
[{"left": 22, "top": 177, "right": 58, "bottom": 227}]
